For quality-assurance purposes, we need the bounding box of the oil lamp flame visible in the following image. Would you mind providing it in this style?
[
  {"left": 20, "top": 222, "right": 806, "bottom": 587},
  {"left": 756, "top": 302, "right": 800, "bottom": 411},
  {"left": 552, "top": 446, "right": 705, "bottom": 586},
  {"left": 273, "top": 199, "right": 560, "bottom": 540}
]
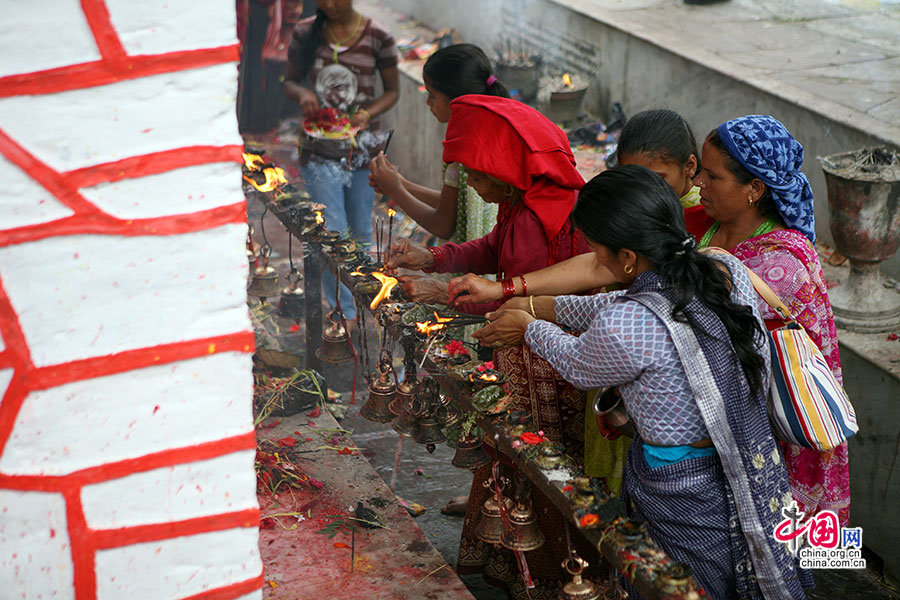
[
  {"left": 350, "top": 270, "right": 366, "bottom": 277},
  {"left": 243, "top": 166, "right": 289, "bottom": 192},
  {"left": 315, "top": 210, "right": 324, "bottom": 224},
  {"left": 562, "top": 73, "right": 573, "bottom": 88},
  {"left": 242, "top": 152, "right": 267, "bottom": 171},
  {"left": 480, "top": 373, "right": 499, "bottom": 382},
  {"left": 388, "top": 208, "right": 397, "bottom": 217},
  {"left": 370, "top": 272, "right": 398, "bottom": 309},
  {"left": 416, "top": 321, "right": 446, "bottom": 336}
]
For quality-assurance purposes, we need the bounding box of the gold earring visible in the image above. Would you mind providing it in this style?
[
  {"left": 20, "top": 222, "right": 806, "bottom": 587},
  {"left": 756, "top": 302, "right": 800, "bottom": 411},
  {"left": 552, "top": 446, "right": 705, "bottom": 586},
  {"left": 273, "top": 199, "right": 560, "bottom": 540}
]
[
  {"left": 503, "top": 184, "right": 516, "bottom": 200},
  {"left": 624, "top": 264, "right": 634, "bottom": 274}
]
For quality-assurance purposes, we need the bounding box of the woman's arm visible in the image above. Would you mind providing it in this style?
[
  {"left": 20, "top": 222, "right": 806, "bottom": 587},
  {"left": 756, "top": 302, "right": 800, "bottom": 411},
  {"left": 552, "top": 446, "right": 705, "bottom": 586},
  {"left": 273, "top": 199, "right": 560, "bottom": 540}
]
[
  {"left": 370, "top": 155, "right": 459, "bottom": 239},
  {"left": 283, "top": 60, "right": 318, "bottom": 115},
  {"left": 448, "top": 252, "right": 615, "bottom": 305}
]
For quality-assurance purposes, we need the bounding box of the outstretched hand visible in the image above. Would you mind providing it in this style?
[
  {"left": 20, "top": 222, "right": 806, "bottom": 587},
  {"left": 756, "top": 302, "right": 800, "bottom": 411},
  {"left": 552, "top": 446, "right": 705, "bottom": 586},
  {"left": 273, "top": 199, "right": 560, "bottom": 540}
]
[
  {"left": 369, "top": 153, "right": 404, "bottom": 197},
  {"left": 386, "top": 238, "right": 434, "bottom": 271},
  {"left": 397, "top": 274, "right": 450, "bottom": 304},
  {"left": 473, "top": 309, "right": 535, "bottom": 348},
  {"left": 448, "top": 273, "right": 503, "bottom": 306}
]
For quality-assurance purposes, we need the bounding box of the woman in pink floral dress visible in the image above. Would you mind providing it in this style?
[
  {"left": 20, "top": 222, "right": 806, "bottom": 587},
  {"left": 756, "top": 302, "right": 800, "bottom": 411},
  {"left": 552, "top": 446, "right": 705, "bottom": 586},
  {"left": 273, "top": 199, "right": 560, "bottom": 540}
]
[{"left": 693, "top": 115, "right": 850, "bottom": 525}]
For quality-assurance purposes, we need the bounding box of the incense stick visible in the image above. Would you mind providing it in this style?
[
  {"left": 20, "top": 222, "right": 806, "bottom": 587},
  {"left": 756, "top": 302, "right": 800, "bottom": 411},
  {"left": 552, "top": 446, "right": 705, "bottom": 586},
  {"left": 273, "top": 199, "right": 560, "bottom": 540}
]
[{"left": 383, "top": 129, "right": 395, "bottom": 156}]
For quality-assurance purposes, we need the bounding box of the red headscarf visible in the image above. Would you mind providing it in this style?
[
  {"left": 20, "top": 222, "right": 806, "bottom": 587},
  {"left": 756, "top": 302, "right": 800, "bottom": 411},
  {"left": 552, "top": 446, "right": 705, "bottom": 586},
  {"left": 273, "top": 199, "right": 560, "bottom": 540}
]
[{"left": 442, "top": 95, "right": 584, "bottom": 243}]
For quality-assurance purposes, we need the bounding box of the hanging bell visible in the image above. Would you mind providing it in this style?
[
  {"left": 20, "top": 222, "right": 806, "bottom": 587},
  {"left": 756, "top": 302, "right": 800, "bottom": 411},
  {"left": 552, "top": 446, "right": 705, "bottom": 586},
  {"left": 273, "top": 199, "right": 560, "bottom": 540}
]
[
  {"left": 361, "top": 358, "right": 397, "bottom": 423},
  {"left": 558, "top": 556, "right": 601, "bottom": 600},
  {"left": 315, "top": 308, "right": 354, "bottom": 364},
  {"left": 474, "top": 490, "right": 512, "bottom": 546},
  {"left": 389, "top": 379, "right": 414, "bottom": 416},
  {"left": 278, "top": 269, "right": 304, "bottom": 320},
  {"left": 248, "top": 245, "right": 280, "bottom": 299},
  {"left": 658, "top": 563, "right": 693, "bottom": 594},
  {"left": 451, "top": 432, "right": 491, "bottom": 470},
  {"left": 414, "top": 415, "right": 446, "bottom": 446},
  {"left": 500, "top": 501, "right": 545, "bottom": 552},
  {"left": 434, "top": 398, "right": 463, "bottom": 427},
  {"left": 391, "top": 381, "right": 419, "bottom": 437}
]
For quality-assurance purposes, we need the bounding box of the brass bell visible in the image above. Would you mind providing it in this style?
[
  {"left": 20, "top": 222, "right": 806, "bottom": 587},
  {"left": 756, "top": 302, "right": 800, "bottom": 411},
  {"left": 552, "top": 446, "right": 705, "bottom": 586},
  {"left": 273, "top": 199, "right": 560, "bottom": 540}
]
[
  {"left": 659, "top": 563, "right": 693, "bottom": 594},
  {"left": 500, "top": 501, "right": 545, "bottom": 552},
  {"left": 414, "top": 414, "right": 446, "bottom": 447},
  {"left": 451, "top": 431, "right": 491, "bottom": 470},
  {"left": 475, "top": 489, "right": 512, "bottom": 546},
  {"left": 248, "top": 246, "right": 280, "bottom": 299},
  {"left": 278, "top": 269, "right": 304, "bottom": 320},
  {"left": 558, "top": 555, "right": 601, "bottom": 600},
  {"left": 434, "top": 397, "right": 463, "bottom": 428},
  {"left": 315, "top": 308, "right": 353, "bottom": 364},
  {"left": 389, "top": 379, "right": 414, "bottom": 417},
  {"left": 361, "top": 355, "right": 397, "bottom": 423},
  {"left": 246, "top": 225, "right": 259, "bottom": 266}
]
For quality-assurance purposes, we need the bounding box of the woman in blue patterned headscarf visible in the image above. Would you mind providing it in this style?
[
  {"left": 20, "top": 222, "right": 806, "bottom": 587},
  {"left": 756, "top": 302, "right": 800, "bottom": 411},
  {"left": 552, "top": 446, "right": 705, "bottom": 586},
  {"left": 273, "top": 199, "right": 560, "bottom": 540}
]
[{"left": 695, "top": 114, "right": 850, "bottom": 526}]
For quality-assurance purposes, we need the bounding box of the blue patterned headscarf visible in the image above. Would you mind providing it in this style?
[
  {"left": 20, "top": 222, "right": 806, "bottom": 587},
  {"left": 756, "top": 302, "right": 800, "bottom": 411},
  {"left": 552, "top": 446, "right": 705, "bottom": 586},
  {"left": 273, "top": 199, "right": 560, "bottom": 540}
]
[{"left": 716, "top": 115, "right": 816, "bottom": 243}]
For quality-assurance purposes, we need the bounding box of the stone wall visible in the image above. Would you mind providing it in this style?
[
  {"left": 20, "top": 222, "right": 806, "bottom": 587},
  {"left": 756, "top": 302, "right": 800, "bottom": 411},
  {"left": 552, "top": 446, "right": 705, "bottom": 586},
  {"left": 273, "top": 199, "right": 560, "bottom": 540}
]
[{"left": 0, "top": 1, "right": 261, "bottom": 598}]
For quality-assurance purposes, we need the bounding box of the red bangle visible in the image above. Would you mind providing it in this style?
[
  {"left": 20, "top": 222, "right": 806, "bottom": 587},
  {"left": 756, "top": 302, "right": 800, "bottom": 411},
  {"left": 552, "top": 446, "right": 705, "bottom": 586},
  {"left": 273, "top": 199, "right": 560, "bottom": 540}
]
[
  {"left": 520, "top": 275, "right": 527, "bottom": 296},
  {"left": 425, "top": 246, "right": 443, "bottom": 273},
  {"left": 501, "top": 278, "right": 516, "bottom": 299}
]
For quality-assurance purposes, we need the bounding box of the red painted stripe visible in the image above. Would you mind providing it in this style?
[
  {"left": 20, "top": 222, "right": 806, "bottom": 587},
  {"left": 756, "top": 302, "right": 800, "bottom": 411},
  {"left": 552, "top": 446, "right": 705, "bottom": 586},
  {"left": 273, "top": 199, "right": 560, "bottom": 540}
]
[
  {"left": 0, "top": 432, "right": 257, "bottom": 491},
  {"left": 180, "top": 574, "right": 265, "bottom": 600},
  {"left": 80, "top": 0, "right": 127, "bottom": 61},
  {"left": 91, "top": 508, "right": 260, "bottom": 549},
  {"left": 0, "top": 203, "right": 247, "bottom": 246},
  {"left": 0, "top": 46, "right": 239, "bottom": 98},
  {"left": 24, "top": 332, "right": 254, "bottom": 391},
  {"left": 64, "top": 486, "right": 98, "bottom": 600},
  {"left": 65, "top": 146, "right": 244, "bottom": 188},
  {"left": 0, "top": 129, "right": 103, "bottom": 216}
]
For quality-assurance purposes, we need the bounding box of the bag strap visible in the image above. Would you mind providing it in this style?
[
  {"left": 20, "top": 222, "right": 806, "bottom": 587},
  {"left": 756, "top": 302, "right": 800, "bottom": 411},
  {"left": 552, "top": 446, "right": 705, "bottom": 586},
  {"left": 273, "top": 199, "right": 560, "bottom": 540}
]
[{"left": 700, "top": 246, "right": 795, "bottom": 324}]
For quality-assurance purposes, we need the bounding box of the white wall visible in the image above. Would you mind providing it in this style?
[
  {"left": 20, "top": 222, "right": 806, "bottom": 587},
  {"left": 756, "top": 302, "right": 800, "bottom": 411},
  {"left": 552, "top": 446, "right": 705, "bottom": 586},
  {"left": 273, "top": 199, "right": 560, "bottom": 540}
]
[{"left": 0, "top": 1, "right": 261, "bottom": 598}]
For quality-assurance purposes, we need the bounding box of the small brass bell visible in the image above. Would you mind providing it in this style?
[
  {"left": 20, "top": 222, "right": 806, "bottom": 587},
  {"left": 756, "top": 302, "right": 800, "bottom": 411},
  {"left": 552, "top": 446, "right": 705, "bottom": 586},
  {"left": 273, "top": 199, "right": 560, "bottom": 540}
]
[
  {"left": 389, "top": 379, "right": 414, "bottom": 417},
  {"left": 451, "top": 431, "right": 491, "bottom": 470},
  {"left": 434, "top": 397, "right": 463, "bottom": 428},
  {"left": 414, "top": 415, "right": 446, "bottom": 447},
  {"left": 361, "top": 355, "right": 397, "bottom": 423},
  {"left": 248, "top": 245, "right": 280, "bottom": 299},
  {"left": 391, "top": 381, "right": 420, "bottom": 437},
  {"left": 500, "top": 501, "right": 545, "bottom": 552},
  {"left": 558, "top": 556, "right": 601, "bottom": 600},
  {"left": 315, "top": 308, "right": 353, "bottom": 364},
  {"left": 278, "top": 269, "right": 304, "bottom": 320},
  {"left": 475, "top": 489, "right": 512, "bottom": 546},
  {"left": 659, "top": 563, "right": 693, "bottom": 594},
  {"left": 246, "top": 225, "right": 259, "bottom": 266}
]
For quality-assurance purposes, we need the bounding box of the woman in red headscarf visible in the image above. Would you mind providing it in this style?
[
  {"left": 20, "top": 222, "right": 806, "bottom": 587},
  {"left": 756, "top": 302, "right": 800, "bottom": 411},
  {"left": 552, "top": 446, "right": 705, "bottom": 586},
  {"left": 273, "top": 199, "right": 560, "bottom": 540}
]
[{"left": 388, "top": 95, "right": 597, "bottom": 598}]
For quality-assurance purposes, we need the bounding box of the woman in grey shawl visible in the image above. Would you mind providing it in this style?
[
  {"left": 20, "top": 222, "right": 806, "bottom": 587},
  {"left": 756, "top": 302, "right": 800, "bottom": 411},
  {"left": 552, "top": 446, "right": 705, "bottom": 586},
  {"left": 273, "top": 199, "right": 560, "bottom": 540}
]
[{"left": 479, "top": 165, "right": 811, "bottom": 598}]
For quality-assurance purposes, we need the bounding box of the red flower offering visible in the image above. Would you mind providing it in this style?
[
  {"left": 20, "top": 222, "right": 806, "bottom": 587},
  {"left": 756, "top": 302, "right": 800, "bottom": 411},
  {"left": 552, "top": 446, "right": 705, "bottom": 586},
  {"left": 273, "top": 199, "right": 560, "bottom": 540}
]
[{"left": 520, "top": 432, "right": 544, "bottom": 445}]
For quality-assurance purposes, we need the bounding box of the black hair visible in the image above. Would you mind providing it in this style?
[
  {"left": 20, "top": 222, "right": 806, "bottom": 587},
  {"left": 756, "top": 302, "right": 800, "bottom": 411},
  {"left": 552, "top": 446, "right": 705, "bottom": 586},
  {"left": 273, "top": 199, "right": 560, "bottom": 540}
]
[
  {"left": 616, "top": 109, "right": 700, "bottom": 178},
  {"left": 706, "top": 129, "right": 779, "bottom": 222},
  {"left": 572, "top": 165, "right": 766, "bottom": 395},
  {"left": 422, "top": 44, "right": 510, "bottom": 100},
  {"left": 297, "top": 9, "right": 328, "bottom": 80}
]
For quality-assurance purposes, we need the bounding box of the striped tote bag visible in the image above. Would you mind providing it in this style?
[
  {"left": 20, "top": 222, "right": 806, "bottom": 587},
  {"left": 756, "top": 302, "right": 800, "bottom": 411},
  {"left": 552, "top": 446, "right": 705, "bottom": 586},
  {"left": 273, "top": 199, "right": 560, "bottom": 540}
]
[{"left": 701, "top": 247, "right": 858, "bottom": 451}]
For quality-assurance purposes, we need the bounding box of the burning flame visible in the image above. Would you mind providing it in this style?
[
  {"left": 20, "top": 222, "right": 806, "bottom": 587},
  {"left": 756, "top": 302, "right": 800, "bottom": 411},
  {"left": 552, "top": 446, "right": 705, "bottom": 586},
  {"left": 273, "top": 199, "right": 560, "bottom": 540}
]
[
  {"left": 562, "top": 73, "right": 572, "bottom": 88},
  {"left": 315, "top": 210, "right": 324, "bottom": 225},
  {"left": 416, "top": 321, "right": 446, "bottom": 336},
  {"left": 388, "top": 208, "right": 396, "bottom": 218},
  {"left": 350, "top": 270, "right": 366, "bottom": 277},
  {"left": 433, "top": 312, "right": 453, "bottom": 323},
  {"left": 242, "top": 152, "right": 267, "bottom": 171},
  {"left": 243, "top": 166, "right": 289, "bottom": 193},
  {"left": 370, "top": 272, "right": 398, "bottom": 309},
  {"left": 480, "top": 373, "right": 499, "bottom": 382}
]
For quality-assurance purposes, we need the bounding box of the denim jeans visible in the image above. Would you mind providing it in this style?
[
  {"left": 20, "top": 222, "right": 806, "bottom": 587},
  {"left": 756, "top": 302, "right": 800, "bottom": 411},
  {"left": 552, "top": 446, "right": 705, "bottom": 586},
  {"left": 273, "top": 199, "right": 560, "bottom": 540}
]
[{"left": 301, "top": 160, "right": 374, "bottom": 319}]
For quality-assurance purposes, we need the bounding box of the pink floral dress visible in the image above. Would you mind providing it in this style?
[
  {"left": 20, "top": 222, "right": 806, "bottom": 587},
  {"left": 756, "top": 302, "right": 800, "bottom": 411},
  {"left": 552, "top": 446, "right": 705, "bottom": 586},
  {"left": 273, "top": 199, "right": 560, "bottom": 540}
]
[{"left": 733, "top": 228, "right": 850, "bottom": 525}]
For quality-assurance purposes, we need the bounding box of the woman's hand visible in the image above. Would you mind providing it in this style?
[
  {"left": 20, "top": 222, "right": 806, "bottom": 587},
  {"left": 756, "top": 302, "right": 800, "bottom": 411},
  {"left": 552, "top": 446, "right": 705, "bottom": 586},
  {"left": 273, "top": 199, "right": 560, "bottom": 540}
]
[
  {"left": 397, "top": 275, "right": 450, "bottom": 304},
  {"left": 387, "top": 239, "right": 434, "bottom": 271},
  {"left": 351, "top": 109, "right": 371, "bottom": 130},
  {"left": 369, "top": 153, "right": 405, "bottom": 197},
  {"left": 595, "top": 414, "right": 623, "bottom": 440},
  {"left": 448, "top": 274, "right": 503, "bottom": 306},
  {"left": 473, "top": 309, "right": 535, "bottom": 348},
  {"left": 297, "top": 87, "right": 319, "bottom": 117},
  {"left": 499, "top": 296, "right": 556, "bottom": 322}
]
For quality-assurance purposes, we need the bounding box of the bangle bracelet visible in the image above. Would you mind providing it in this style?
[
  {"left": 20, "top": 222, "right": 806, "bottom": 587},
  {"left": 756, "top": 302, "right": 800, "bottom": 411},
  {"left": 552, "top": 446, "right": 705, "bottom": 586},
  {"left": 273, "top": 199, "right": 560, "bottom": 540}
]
[
  {"left": 501, "top": 278, "right": 516, "bottom": 299},
  {"left": 529, "top": 295, "right": 536, "bottom": 318},
  {"left": 357, "top": 108, "right": 371, "bottom": 121},
  {"left": 520, "top": 275, "right": 527, "bottom": 296},
  {"left": 425, "top": 246, "right": 442, "bottom": 272}
]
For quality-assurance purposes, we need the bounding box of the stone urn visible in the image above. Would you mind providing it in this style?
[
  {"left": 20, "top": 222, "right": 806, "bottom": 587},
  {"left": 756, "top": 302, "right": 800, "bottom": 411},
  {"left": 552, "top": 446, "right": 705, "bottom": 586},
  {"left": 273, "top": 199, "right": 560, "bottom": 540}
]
[{"left": 820, "top": 147, "right": 900, "bottom": 332}]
